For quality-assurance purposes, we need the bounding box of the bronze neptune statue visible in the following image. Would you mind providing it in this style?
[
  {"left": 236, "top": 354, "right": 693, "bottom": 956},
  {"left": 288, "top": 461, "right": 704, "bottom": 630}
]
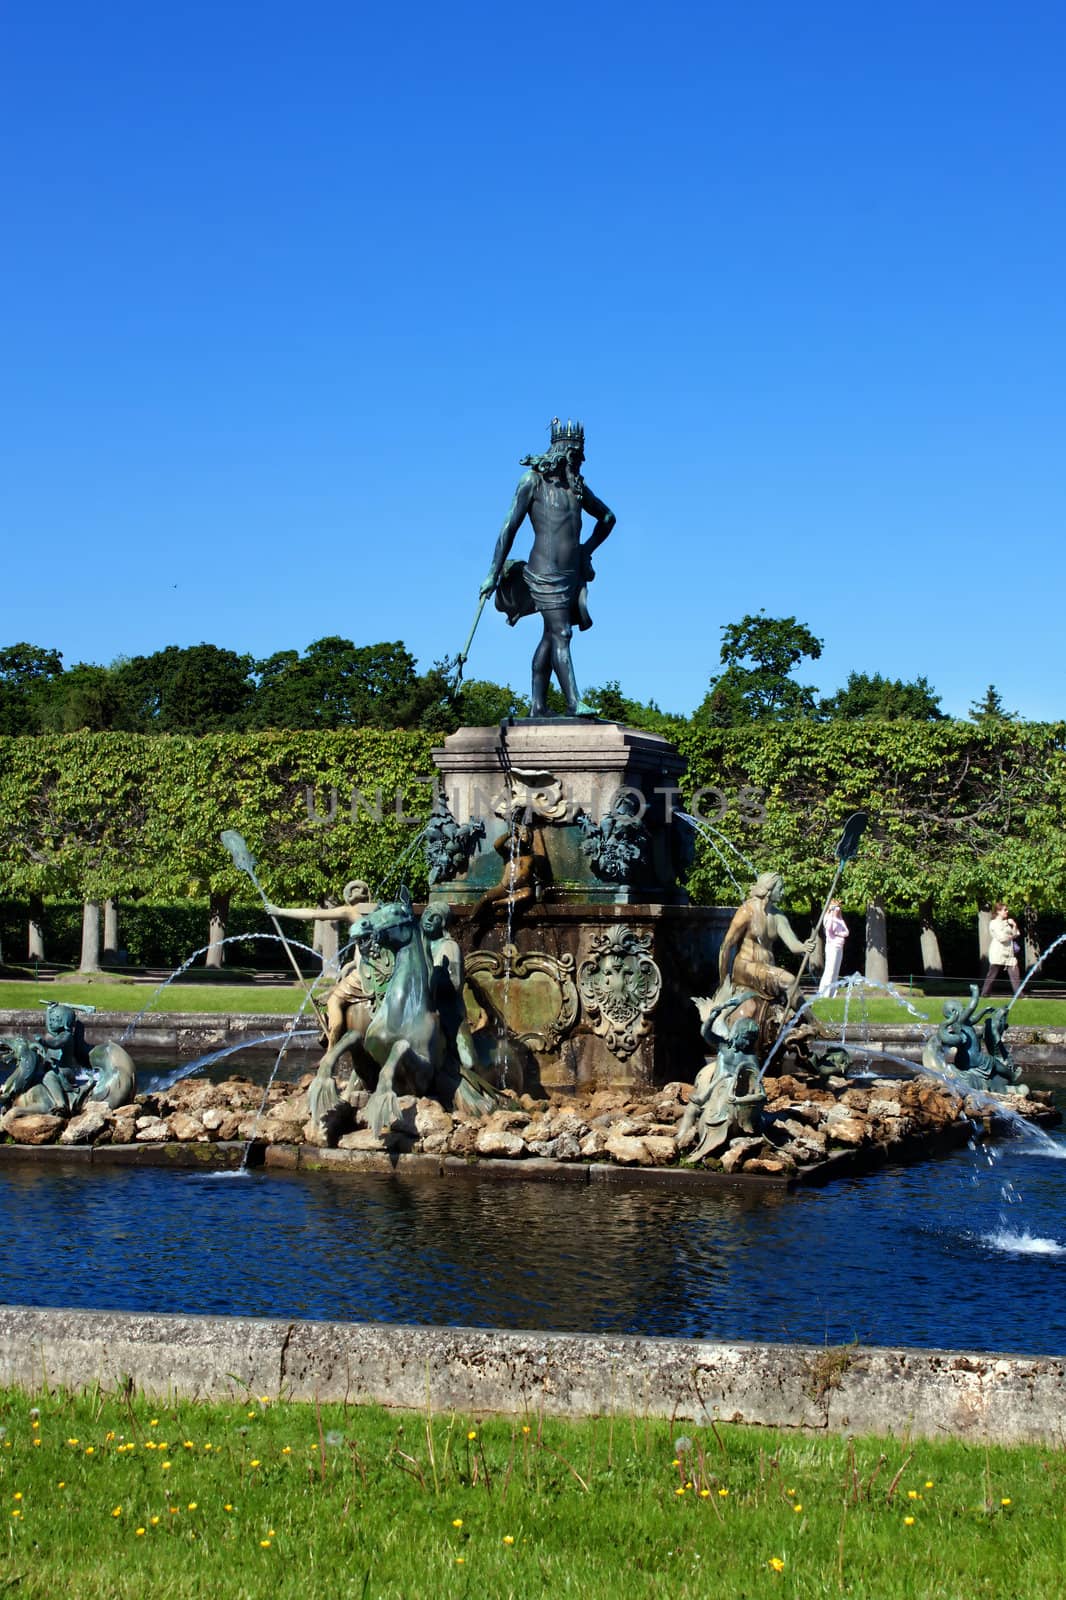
[{"left": 479, "top": 418, "right": 616, "bottom": 717}]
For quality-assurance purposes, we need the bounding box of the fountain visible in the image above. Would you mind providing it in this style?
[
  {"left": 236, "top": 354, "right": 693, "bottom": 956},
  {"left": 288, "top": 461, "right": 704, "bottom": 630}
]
[{"left": 0, "top": 419, "right": 1060, "bottom": 1188}]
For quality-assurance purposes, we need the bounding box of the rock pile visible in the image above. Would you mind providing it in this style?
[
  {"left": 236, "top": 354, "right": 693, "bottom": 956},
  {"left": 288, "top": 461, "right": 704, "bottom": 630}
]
[{"left": 0, "top": 1066, "right": 1057, "bottom": 1176}]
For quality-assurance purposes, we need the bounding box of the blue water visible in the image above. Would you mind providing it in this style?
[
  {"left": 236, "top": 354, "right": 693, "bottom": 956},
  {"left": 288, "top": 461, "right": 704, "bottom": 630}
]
[{"left": 1, "top": 1112, "right": 1064, "bottom": 1353}]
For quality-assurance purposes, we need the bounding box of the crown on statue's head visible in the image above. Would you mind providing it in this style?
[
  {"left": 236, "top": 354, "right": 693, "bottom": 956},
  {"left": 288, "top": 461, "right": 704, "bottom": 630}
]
[{"left": 549, "top": 417, "right": 584, "bottom": 448}]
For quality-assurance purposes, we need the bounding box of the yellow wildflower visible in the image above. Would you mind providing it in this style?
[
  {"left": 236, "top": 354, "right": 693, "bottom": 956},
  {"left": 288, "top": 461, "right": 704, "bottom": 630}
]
[
  {"left": 150, "top": 1420, "right": 158, "bottom": 1427},
  {"left": 111, "top": 1507, "right": 122, "bottom": 1518},
  {"left": 31, "top": 1421, "right": 39, "bottom": 1431},
  {"left": 769, "top": 1557, "right": 785, "bottom": 1573},
  {"left": 452, "top": 1518, "right": 463, "bottom": 1528},
  {"left": 503, "top": 1535, "right": 515, "bottom": 1545},
  {"left": 1001, "top": 1497, "right": 1012, "bottom": 1507},
  {"left": 150, "top": 1516, "right": 160, "bottom": 1526},
  {"left": 467, "top": 1430, "right": 477, "bottom": 1441},
  {"left": 904, "top": 1515, "right": 915, "bottom": 1526},
  {"left": 260, "top": 1539, "right": 272, "bottom": 1548},
  {"left": 907, "top": 1489, "right": 918, "bottom": 1500},
  {"left": 793, "top": 1504, "right": 803, "bottom": 1513},
  {"left": 85, "top": 1447, "right": 94, "bottom": 1456},
  {"left": 187, "top": 1502, "right": 197, "bottom": 1511},
  {"left": 250, "top": 1459, "right": 261, "bottom": 1468},
  {"left": 135, "top": 1528, "right": 145, "bottom": 1537},
  {"left": 161, "top": 1462, "right": 172, "bottom": 1471},
  {"left": 925, "top": 1480, "right": 934, "bottom": 1488},
  {"left": 12, "top": 1494, "right": 22, "bottom": 1502},
  {"left": 224, "top": 1505, "right": 233, "bottom": 1513},
  {"left": 718, "top": 1487, "right": 729, "bottom": 1497}
]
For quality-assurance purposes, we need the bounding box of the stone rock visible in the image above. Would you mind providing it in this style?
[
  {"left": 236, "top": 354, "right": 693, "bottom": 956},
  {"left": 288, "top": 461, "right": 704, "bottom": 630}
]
[
  {"left": 579, "top": 1129, "right": 606, "bottom": 1158},
  {"left": 448, "top": 1123, "right": 482, "bottom": 1158},
  {"left": 338, "top": 1128, "right": 386, "bottom": 1152},
  {"left": 744, "top": 1155, "right": 795, "bottom": 1176},
  {"left": 168, "top": 1112, "right": 205, "bottom": 1142},
  {"left": 58, "top": 1107, "right": 111, "bottom": 1146},
  {"left": 720, "top": 1137, "right": 765, "bottom": 1173},
  {"left": 610, "top": 1116, "right": 649, "bottom": 1138},
  {"left": 868, "top": 1096, "right": 906, "bottom": 1120},
  {"left": 529, "top": 1133, "right": 582, "bottom": 1162},
  {"left": 135, "top": 1118, "right": 170, "bottom": 1143},
  {"left": 3, "top": 1112, "right": 64, "bottom": 1145},
  {"left": 547, "top": 1111, "right": 588, "bottom": 1140},
  {"left": 200, "top": 1107, "right": 226, "bottom": 1132},
  {"left": 604, "top": 1133, "right": 649, "bottom": 1166},
  {"left": 414, "top": 1101, "right": 454, "bottom": 1141},
  {"left": 647, "top": 1122, "right": 680, "bottom": 1140},
  {"left": 476, "top": 1128, "right": 526, "bottom": 1159},
  {"left": 658, "top": 1081, "right": 692, "bottom": 1105},
  {"left": 484, "top": 1110, "right": 530, "bottom": 1134},
  {"left": 642, "top": 1136, "right": 677, "bottom": 1167},
  {"left": 840, "top": 1088, "right": 872, "bottom": 1111},
  {"left": 420, "top": 1131, "right": 451, "bottom": 1154},
  {"left": 824, "top": 1114, "right": 866, "bottom": 1147}
]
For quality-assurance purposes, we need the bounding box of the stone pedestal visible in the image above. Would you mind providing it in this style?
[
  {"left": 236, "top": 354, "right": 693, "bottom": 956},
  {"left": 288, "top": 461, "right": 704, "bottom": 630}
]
[
  {"left": 454, "top": 902, "right": 731, "bottom": 1092},
  {"left": 431, "top": 719, "right": 690, "bottom": 905}
]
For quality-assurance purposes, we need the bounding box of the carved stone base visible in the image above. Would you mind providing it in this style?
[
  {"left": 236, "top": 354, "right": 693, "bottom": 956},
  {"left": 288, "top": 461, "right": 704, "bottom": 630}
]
[{"left": 453, "top": 902, "right": 733, "bottom": 1092}]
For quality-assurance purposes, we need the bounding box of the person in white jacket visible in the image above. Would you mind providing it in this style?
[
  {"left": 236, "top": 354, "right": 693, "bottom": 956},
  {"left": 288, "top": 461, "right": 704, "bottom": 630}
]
[
  {"left": 981, "top": 902, "right": 1022, "bottom": 995},
  {"left": 817, "top": 899, "right": 849, "bottom": 996}
]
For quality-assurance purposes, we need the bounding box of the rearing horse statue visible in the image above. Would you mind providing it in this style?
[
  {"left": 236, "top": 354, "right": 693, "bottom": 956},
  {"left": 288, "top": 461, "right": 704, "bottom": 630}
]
[{"left": 321, "top": 888, "right": 447, "bottom": 1136}]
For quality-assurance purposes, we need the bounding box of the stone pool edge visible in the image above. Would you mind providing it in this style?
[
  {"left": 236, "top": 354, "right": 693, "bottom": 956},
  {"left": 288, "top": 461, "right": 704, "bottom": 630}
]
[
  {"left": 0, "top": 1303, "right": 1062, "bottom": 1445},
  {"left": 0, "top": 1129, "right": 979, "bottom": 1189}
]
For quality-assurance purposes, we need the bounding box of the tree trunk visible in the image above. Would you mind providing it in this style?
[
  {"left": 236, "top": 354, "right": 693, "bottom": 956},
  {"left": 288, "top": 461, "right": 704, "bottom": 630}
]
[
  {"left": 28, "top": 893, "right": 45, "bottom": 962},
  {"left": 80, "top": 901, "right": 102, "bottom": 972},
  {"left": 206, "top": 891, "right": 229, "bottom": 969},
  {"left": 864, "top": 897, "right": 889, "bottom": 985},
  {"left": 317, "top": 913, "right": 340, "bottom": 969},
  {"left": 977, "top": 907, "right": 991, "bottom": 963},
  {"left": 103, "top": 897, "right": 120, "bottom": 963},
  {"left": 919, "top": 901, "right": 943, "bottom": 977},
  {"left": 1022, "top": 904, "right": 1040, "bottom": 971}
]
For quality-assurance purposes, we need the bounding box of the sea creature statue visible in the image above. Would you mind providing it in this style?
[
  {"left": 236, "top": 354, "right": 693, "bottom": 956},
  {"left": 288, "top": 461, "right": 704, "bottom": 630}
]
[
  {"left": 577, "top": 791, "right": 649, "bottom": 882},
  {"left": 318, "top": 890, "right": 505, "bottom": 1138},
  {"left": 677, "top": 1003, "right": 766, "bottom": 1162},
  {"left": 922, "top": 989, "right": 1028, "bottom": 1097},
  {"left": 0, "top": 1002, "right": 136, "bottom": 1120},
  {"left": 423, "top": 794, "right": 485, "bottom": 885},
  {"left": 709, "top": 871, "right": 817, "bottom": 1055}
]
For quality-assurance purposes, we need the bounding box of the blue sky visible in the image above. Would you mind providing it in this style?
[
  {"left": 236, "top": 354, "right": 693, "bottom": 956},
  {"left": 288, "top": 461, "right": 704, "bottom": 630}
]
[{"left": 2, "top": 1, "right": 1064, "bottom": 718}]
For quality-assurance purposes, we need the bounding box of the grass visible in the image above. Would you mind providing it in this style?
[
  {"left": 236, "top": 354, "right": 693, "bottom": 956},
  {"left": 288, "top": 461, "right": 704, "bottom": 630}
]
[
  {"left": 2, "top": 975, "right": 1066, "bottom": 1029},
  {"left": 0, "top": 978, "right": 308, "bottom": 1016},
  {"left": 0, "top": 1388, "right": 1063, "bottom": 1598}
]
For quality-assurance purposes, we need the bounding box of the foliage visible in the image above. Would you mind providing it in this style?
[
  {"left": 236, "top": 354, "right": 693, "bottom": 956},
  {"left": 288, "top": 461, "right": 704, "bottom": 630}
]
[
  {"left": 0, "top": 643, "right": 64, "bottom": 734},
  {"left": 584, "top": 680, "right": 684, "bottom": 737},
  {"left": 676, "top": 719, "right": 1066, "bottom": 916},
  {"left": 113, "top": 645, "right": 257, "bottom": 734},
  {"left": 819, "top": 671, "right": 944, "bottom": 721},
  {"left": 694, "top": 613, "right": 823, "bottom": 726},
  {"left": 0, "top": 1390, "right": 1063, "bottom": 1599},
  {"left": 970, "top": 683, "right": 1017, "bottom": 723}
]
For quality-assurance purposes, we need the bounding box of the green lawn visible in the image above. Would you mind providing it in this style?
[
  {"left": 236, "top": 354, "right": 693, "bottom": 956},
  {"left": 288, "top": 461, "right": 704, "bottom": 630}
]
[
  {"left": 0, "top": 977, "right": 308, "bottom": 1017},
  {"left": 1, "top": 974, "right": 1065, "bottom": 1029},
  {"left": 0, "top": 1388, "right": 1062, "bottom": 1598}
]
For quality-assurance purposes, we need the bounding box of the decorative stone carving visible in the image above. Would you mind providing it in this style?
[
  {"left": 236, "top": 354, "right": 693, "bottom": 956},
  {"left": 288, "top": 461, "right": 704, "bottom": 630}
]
[
  {"left": 423, "top": 794, "right": 485, "bottom": 884},
  {"left": 464, "top": 946, "right": 579, "bottom": 1052},
  {"left": 494, "top": 768, "right": 571, "bottom": 823},
  {"left": 577, "top": 925, "right": 662, "bottom": 1058},
  {"left": 576, "top": 791, "right": 649, "bottom": 882}
]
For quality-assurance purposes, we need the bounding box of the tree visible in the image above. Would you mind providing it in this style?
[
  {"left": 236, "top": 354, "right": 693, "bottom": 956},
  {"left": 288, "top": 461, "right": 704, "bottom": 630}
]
[
  {"left": 969, "top": 685, "right": 1016, "bottom": 723},
  {"left": 0, "top": 643, "right": 64, "bottom": 734},
  {"left": 819, "top": 672, "right": 944, "bottom": 721},
  {"left": 454, "top": 679, "right": 528, "bottom": 727},
  {"left": 34, "top": 662, "right": 125, "bottom": 732},
  {"left": 583, "top": 680, "right": 683, "bottom": 736},
  {"left": 251, "top": 638, "right": 427, "bottom": 729},
  {"left": 114, "top": 645, "right": 255, "bottom": 733},
  {"left": 693, "top": 614, "right": 823, "bottom": 726}
]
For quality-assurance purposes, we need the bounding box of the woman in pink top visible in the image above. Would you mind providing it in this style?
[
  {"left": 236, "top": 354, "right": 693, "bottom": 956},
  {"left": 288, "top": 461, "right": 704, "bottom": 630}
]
[{"left": 818, "top": 899, "right": 849, "bottom": 996}]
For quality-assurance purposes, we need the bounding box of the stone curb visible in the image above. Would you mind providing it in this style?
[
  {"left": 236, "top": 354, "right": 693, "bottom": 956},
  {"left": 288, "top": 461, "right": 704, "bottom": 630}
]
[
  {"left": 0, "top": 1125, "right": 992, "bottom": 1188},
  {"left": 0, "top": 1304, "right": 1063, "bottom": 1444}
]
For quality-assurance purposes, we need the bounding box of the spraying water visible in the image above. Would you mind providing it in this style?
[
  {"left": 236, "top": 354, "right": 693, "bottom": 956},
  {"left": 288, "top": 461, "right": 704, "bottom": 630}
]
[{"left": 119, "top": 932, "right": 322, "bottom": 1043}]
